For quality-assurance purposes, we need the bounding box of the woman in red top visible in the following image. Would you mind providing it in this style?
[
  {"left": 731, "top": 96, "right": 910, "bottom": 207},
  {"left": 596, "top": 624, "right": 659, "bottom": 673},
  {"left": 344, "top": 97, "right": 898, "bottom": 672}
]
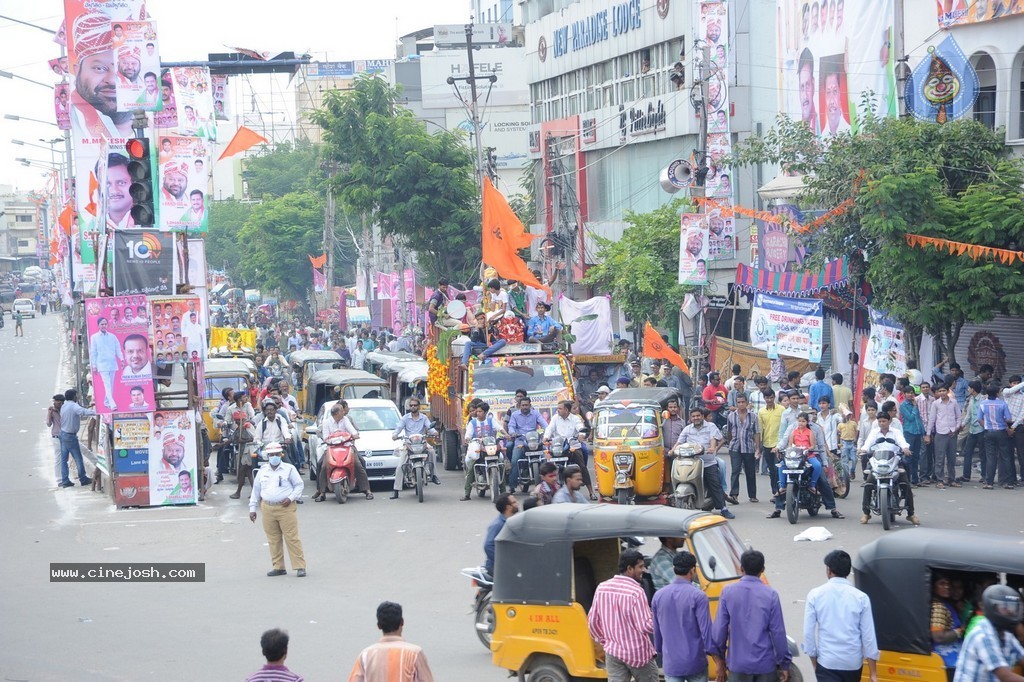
[{"left": 789, "top": 413, "right": 817, "bottom": 450}]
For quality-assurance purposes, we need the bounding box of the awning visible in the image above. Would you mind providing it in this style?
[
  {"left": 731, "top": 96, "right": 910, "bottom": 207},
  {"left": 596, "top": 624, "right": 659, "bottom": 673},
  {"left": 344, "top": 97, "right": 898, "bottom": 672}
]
[{"left": 757, "top": 172, "right": 808, "bottom": 202}]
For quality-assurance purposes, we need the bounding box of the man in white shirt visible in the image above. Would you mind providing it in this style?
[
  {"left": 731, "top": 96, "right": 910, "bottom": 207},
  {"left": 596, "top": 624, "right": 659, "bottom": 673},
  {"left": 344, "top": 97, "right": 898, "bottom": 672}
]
[
  {"left": 543, "top": 400, "right": 595, "bottom": 499},
  {"left": 859, "top": 413, "right": 918, "bottom": 525},
  {"left": 314, "top": 401, "right": 372, "bottom": 502},
  {"left": 816, "top": 398, "right": 843, "bottom": 454},
  {"left": 255, "top": 402, "right": 291, "bottom": 451},
  {"left": 249, "top": 442, "right": 307, "bottom": 577}
]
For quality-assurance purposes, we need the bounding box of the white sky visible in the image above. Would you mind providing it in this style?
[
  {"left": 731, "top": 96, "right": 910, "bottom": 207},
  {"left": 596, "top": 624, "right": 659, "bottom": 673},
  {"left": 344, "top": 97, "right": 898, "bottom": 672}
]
[{"left": 0, "top": 0, "right": 472, "bottom": 192}]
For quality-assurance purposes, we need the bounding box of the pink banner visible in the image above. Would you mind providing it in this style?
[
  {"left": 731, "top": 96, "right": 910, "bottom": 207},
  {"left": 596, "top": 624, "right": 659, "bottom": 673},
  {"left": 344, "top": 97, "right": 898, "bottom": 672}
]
[
  {"left": 85, "top": 295, "right": 155, "bottom": 414},
  {"left": 312, "top": 267, "right": 326, "bottom": 293}
]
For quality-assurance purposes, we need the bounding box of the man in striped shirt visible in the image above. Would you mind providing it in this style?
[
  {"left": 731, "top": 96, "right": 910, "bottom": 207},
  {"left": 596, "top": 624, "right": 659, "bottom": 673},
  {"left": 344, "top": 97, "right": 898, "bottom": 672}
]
[
  {"left": 246, "top": 628, "right": 303, "bottom": 682},
  {"left": 350, "top": 602, "right": 434, "bottom": 682},
  {"left": 587, "top": 549, "right": 657, "bottom": 681}
]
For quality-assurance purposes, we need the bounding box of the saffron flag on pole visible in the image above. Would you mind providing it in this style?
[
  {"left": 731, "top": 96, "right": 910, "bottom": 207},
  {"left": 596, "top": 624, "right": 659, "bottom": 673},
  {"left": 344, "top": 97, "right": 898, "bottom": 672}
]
[
  {"left": 308, "top": 253, "right": 327, "bottom": 269},
  {"left": 481, "top": 177, "right": 548, "bottom": 292},
  {"left": 643, "top": 321, "right": 690, "bottom": 375},
  {"left": 217, "top": 126, "right": 268, "bottom": 161}
]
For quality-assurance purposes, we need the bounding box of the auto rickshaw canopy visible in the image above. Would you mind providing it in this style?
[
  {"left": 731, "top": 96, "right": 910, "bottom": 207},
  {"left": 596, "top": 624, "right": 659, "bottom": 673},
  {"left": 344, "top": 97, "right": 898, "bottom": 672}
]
[
  {"left": 493, "top": 504, "right": 708, "bottom": 605},
  {"left": 287, "top": 349, "right": 343, "bottom": 368},
  {"left": 600, "top": 387, "right": 682, "bottom": 408},
  {"left": 853, "top": 529, "right": 1024, "bottom": 657},
  {"left": 303, "top": 369, "right": 387, "bottom": 417}
]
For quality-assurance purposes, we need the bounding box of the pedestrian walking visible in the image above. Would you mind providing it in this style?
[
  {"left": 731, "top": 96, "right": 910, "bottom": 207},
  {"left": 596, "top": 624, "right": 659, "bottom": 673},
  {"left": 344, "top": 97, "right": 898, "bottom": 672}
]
[
  {"left": 803, "top": 550, "right": 880, "bottom": 682},
  {"left": 349, "top": 601, "right": 434, "bottom": 682},
  {"left": 652, "top": 551, "right": 720, "bottom": 682},
  {"left": 248, "top": 443, "right": 307, "bottom": 577},
  {"left": 587, "top": 549, "right": 658, "bottom": 682},
  {"left": 727, "top": 394, "right": 761, "bottom": 503},
  {"left": 245, "top": 628, "right": 303, "bottom": 682},
  {"left": 46, "top": 394, "right": 65, "bottom": 486},
  {"left": 58, "top": 388, "right": 93, "bottom": 487},
  {"left": 711, "top": 549, "right": 792, "bottom": 682},
  {"left": 952, "top": 585, "right": 1024, "bottom": 682},
  {"left": 14, "top": 309, "right": 24, "bottom": 337}
]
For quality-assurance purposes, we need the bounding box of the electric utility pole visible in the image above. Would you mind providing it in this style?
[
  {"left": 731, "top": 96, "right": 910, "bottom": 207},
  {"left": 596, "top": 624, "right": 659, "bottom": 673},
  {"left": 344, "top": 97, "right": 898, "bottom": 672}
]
[
  {"left": 447, "top": 23, "right": 497, "bottom": 191},
  {"left": 690, "top": 43, "right": 712, "bottom": 381}
]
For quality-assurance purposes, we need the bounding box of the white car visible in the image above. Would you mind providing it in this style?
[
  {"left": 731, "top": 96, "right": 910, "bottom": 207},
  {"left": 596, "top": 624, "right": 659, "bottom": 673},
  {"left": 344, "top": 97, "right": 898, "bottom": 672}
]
[
  {"left": 12, "top": 298, "right": 35, "bottom": 319},
  {"left": 307, "top": 398, "right": 403, "bottom": 482}
]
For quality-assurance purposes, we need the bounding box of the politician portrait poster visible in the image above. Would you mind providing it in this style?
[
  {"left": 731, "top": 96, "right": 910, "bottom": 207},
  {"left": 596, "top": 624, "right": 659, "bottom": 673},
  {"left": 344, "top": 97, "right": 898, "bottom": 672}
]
[{"left": 85, "top": 295, "right": 155, "bottom": 415}]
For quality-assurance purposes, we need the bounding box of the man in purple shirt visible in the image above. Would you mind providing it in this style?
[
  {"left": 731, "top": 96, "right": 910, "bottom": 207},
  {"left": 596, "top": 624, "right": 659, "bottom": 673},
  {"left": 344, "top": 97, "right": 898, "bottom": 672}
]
[
  {"left": 653, "top": 551, "right": 723, "bottom": 682},
  {"left": 711, "top": 549, "right": 792, "bottom": 681},
  {"left": 506, "top": 397, "right": 548, "bottom": 488},
  {"left": 246, "top": 628, "right": 303, "bottom": 682},
  {"left": 978, "top": 383, "right": 1014, "bottom": 489}
]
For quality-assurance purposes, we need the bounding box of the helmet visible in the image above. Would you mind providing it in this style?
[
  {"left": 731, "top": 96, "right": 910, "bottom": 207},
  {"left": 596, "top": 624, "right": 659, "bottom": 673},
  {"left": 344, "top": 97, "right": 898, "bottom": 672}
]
[
  {"left": 982, "top": 584, "right": 1024, "bottom": 631},
  {"left": 263, "top": 442, "right": 284, "bottom": 455}
]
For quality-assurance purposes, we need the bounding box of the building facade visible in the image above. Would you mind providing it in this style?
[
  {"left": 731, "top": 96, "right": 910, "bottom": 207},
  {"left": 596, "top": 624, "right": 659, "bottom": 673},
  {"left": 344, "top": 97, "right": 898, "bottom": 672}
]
[{"left": 0, "top": 186, "right": 43, "bottom": 269}]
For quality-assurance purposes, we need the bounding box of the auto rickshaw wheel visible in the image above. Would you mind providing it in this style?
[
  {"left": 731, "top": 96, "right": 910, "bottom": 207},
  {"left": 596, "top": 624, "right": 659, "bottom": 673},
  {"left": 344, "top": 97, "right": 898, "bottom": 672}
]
[
  {"left": 522, "top": 655, "right": 571, "bottom": 682},
  {"left": 615, "top": 488, "right": 629, "bottom": 506}
]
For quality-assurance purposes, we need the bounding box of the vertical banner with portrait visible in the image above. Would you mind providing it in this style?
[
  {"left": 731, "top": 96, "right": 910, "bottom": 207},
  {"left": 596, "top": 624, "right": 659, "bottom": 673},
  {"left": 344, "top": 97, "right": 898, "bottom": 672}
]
[
  {"left": 699, "top": 0, "right": 736, "bottom": 261},
  {"left": 679, "top": 213, "right": 710, "bottom": 286},
  {"left": 777, "top": 0, "right": 895, "bottom": 137},
  {"left": 168, "top": 67, "right": 216, "bottom": 140},
  {"left": 863, "top": 307, "right": 907, "bottom": 376},
  {"left": 211, "top": 75, "right": 230, "bottom": 121},
  {"left": 174, "top": 237, "right": 210, "bottom": 326},
  {"left": 113, "top": 230, "right": 174, "bottom": 296},
  {"left": 54, "top": 83, "right": 71, "bottom": 130},
  {"left": 153, "top": 68, "right": 178, "bottom": 129},
  {"left": 85, "top": 295, "right": 155, "bottom": 415},
  {"left": 149, "top": 295, "right": 207, "bottom": 378},
  {"left": 63, "top": 0, "right": 147, "bottom": 74},
  {"left": 113, "top": 415, "right": 151, "bottom": 506},
  {"left": 113, "top": 21, "right": 162, "bottom": 112},
  {"left": 156, "top": 135, "right": 211, "bottom": 233},
  {"left": 148, "top": 410, "right": 198, "bottom": 506}
]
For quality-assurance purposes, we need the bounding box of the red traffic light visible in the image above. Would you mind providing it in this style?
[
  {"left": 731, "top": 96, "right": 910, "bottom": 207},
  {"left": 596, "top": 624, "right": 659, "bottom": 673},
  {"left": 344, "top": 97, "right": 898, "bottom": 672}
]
[{"left": 126, "top": 139, "right": 147, "bottom": 159}]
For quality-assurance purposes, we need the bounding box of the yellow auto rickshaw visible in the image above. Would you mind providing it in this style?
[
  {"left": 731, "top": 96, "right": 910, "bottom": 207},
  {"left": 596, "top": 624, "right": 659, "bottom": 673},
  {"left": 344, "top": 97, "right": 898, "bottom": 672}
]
[
  {"left": 593, "top": 388, "right": 679, "bottom": 505},
  {"left": 487, "top": 504, "right": 805, "bottom": 681},
  {"left": 853, "top": 529, "right": 1024, "bottom": 682},
  {"left": 288, "top": 349, "right": 344, "bottom": 408},
  {"left": 202, "top": 357, "right": 259, "bottom": 442}
]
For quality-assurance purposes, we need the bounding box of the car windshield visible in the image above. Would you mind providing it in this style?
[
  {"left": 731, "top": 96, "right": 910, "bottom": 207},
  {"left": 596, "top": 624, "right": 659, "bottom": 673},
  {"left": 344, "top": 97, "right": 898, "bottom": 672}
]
[
  {"left": 595, "top": 406, "right": 659, "bottom": 439},
  {"left": 204, "top": 376, "right": 248, "bottom": 400},
  {"left": 472, "top": 358, "right": 567, "bottom": 394},
  {"left": 691, "top": 523, "right": 745, "bottom": 582},
  {"left": 349, "top": 406, "right": 401, "bottom": 432}
]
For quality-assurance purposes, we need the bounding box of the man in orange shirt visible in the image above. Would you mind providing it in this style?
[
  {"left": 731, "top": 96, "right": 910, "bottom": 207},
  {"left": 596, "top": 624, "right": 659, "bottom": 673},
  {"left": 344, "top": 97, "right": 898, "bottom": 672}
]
[
  {"left": 703, "top": 372, "right": 729, "bottom": 431},
  {"left": 350, "top": 602, "right": 434, "bottom": 682}
]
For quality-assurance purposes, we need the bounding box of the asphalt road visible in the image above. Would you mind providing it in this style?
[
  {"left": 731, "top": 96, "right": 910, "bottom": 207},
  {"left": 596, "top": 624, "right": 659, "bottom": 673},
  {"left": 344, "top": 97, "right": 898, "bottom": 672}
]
[{"left": 2, "top": 313, "right": 1022, "bottom": 681}]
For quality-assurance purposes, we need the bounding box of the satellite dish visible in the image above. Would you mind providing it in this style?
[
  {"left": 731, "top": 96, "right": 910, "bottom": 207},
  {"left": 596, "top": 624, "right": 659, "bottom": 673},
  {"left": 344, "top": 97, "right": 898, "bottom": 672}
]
[{"left": 439, "top": 299, "right": 467, "bottom": 327}]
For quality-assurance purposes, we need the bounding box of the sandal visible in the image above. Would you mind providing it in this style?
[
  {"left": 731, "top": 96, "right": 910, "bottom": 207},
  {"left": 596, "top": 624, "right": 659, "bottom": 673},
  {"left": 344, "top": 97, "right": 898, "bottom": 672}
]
[
  {"left": 313, "top": 494, "right": 325, "bottom": 502},
  {"left": 949, "top": 481, "right": 961, "bottom": 488},
  {"left": 589, "top": 492, "right": 598, "bottom": 501},
  {"left": 364, "top": 492, "right": 374, "bottom": 500}
]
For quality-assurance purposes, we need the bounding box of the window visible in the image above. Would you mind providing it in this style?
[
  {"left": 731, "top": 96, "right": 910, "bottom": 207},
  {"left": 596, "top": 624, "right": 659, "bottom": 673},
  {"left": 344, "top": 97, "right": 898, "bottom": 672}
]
[
  {"left": 620, "top": 79, "right": 635, "bottom": 103},
  {"left": 15, "top": 215, "right": 32, "bottom": 222},
  {"left": 972, "top": 53, "right": 996, "bottom": 129},
  {"left": 17, "top": 239, "right": 31, "bottom": 247}
]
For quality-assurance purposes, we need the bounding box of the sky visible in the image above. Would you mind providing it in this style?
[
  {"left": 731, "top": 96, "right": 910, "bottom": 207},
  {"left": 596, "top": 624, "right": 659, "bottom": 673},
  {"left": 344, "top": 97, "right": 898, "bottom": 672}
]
[{"left": 0, "top": 0, "right": 472, "bottom": 193}]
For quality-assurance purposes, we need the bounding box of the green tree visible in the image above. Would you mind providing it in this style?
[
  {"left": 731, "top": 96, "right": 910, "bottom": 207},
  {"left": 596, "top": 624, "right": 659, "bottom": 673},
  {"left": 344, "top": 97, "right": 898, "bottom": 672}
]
[
  {"left": 583, "top": 199, "right": 692, "bottom": 332},
  {"left": 733, "top": 115, "right": 1024, "bottom": 363},
  {"left": 206, "top": 199, "right": 252, "bottom": 281},
  {"left": 235, "top": 192, "right": 324, "bottom": 302},
  {"left": 243, "top": 141, "right": 324, "bottom": 198},
  {"left": 311, "top": 76, "right": 480, "bottom": 283}
]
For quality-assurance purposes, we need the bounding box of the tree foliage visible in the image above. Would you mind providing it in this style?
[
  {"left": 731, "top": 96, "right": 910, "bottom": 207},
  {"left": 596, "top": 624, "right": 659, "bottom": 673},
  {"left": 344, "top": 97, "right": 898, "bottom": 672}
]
[
  {"left": 206, "top": 199, "right": 252, "bottom": 277},
  {"left": 311, "top": 76, "right": 480, "bottom": 283},
  {"left": 243, "top": 141, "right": 324, "bottom": 198},
  {"left": 583, "top": 199, "right": 692, "bottom": 331},
  {"left": 733, "top": 115, "right": 1024, "bottom": 363}
]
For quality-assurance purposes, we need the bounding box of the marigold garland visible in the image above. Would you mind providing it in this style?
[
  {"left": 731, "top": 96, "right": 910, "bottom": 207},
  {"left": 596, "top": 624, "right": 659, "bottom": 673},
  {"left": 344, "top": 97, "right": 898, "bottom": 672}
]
[{"left": 426, "top": 344, "right": 450, "bottom": 404}]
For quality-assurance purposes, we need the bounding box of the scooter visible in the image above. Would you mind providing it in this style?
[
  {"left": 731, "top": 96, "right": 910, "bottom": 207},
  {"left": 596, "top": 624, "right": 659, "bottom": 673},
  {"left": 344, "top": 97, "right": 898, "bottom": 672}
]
[
  {"left": 398, "top": 433, "right": 431, "bottom": 503},
  {"left": 778, "top": 446, "right": 822, "bottom": 524},
  {"left": 670, "top": 443, "right": 713, "bottom": 510},
  {"left": 460, "top": 566, "right": 494, "bottom": 650},
  {"left": 470, "top": 436, "right": 505, "bottom": 503},
  {"left": 323, "top": 432, "right": 357, "bottom": 504},
  {"left": 865, "top": 438, "right": 907, "bottom": 531},
  {"left": 514, "top": 431, "right": 546, "bottom": 492}
]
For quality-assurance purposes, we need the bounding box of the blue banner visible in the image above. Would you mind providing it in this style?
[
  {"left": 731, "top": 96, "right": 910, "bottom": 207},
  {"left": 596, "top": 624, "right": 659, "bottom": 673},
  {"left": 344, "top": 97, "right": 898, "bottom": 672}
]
[
  {"left": 750, "top": 292, "right": 823, "bottom": 362},
  {"left": 905, "top": 35, "right": 979, "bottom": 125}
]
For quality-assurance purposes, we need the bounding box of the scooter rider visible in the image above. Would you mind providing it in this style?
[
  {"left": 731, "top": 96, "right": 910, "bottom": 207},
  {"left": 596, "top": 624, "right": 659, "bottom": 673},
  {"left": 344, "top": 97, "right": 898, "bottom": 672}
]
[
  {"left": 507, "top": 396, "right": 548, "bottom": 488},
  {"left": 313, "top": 401, "right": 372, "bottom": 502},
  {"left": 673, "top": 407, "right": 735, "bottom": 519},
  {"left": 390, "top": 398, "right": 439, "bottom": 499},
  {"left": 858, "top": 412, "right": 920, "bottom": 525},
  {"left": 460, "top": 401, "right": 506, "bottom": 501},
  {"left": 544, "top": 400, "right": 596, "bottom": 500}
]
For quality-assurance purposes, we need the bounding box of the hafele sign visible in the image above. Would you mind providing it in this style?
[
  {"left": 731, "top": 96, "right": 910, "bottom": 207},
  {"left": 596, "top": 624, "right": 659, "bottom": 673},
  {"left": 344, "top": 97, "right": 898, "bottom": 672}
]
[{"left": 619, "top": 99, "right": 667, "bottom": 141}]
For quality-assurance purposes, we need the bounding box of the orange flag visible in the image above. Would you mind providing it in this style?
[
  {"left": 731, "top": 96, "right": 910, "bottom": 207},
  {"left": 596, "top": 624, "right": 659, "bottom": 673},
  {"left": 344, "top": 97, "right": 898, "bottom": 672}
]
[
  {"left": 308, "top": 253, "right": 327, "bottom": 269},
  {"left": 58, "top": 203, "right": 74, "bottom": 235},
  {"left": 218, "top": 126, "right": 269, "bottom": 161},
  {"left": 481, "top": 178, "right": 548, "bottom": 292},
  {"left": 643, "top": 321, "right": 690, "bottom": 375}
]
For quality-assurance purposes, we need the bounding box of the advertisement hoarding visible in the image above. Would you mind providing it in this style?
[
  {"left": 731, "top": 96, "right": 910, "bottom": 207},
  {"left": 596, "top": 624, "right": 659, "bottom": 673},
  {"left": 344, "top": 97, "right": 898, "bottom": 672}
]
[{"left": 750, "top": 292, "right": 823, "bottom": 362}]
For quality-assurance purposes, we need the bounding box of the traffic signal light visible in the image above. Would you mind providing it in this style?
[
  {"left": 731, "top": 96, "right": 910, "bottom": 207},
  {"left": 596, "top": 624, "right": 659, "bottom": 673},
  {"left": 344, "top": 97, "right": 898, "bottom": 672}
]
[{"left": 125, "top": 138, "right": 155, "bottom": 227}]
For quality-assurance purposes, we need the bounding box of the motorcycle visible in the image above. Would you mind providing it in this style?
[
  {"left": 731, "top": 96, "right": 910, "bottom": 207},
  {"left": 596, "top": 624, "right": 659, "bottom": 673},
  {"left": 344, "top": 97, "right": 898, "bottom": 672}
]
[
  {"left": 546, "top": 431, "right": 584, "bottom": 479},
  {"left": 865, "top": 438, "right": 907, "bottom": 531},
  {"left": 470, "top": 436, "right": 505, "bottom": 502},
  {"left": 323, "top": 432, "right": 357, "bottom": 504},
  {"left": 398, "top": 433, "right": 431, "bottom": 503},
  {"left": 514, "top": 431, "right": 546, "bottom": 493},
  {"left": 778, "top": 446, "right": 822, "bottom": 524},
  {"left": 670, "top": 443, "right": 713, "bottom": 510},
  {"left": 460, "top": 566, "right": 494, "bottom": 650}
]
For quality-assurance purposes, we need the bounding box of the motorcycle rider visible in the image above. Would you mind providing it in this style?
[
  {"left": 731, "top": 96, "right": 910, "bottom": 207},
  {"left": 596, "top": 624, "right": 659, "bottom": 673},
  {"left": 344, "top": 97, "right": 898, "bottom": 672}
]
[
  {"left": 390, "top": 398, "right": 439, "bottom": 500},
  {"left": 255, "top": 400, "right": 291, "bottom": 457},
  {"left": 858, "top": 412, "right": 920, "bottom": 525},
  {"left": 460, "top": 401, "right": 506, "bottom": 501},
  {"left": 953, "top": 585, "right": 1024, "bottom": 682},
  {"left": 673, "top": 407, "right": 735, "bottom": 519},
  {"left": 543, "top": 400, "right": 595, "bottom": 500},
  {"left": 314, "top": 401, "right": 372, "bottom": 502},
  {"left": 769, "top": 409, "right": 845, "bottom": 519},
  {"left": 507, "top": 396, "right": 548, "bottom": 489}
]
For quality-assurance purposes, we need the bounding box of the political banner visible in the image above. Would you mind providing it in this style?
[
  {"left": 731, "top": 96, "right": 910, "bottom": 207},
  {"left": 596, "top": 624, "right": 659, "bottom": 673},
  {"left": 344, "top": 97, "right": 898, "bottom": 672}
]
[
  {"left": 750, "top": 292, "right": 823, "bottom": 362},
  {"left": 49, "top": 55, "right": 70, "bottom": 78},
  {"left": 85, "top": 295, "right": 155, "bottom": 414},
  {"left": 210, "top": 326, "right": 257, "bottom": 351},
  {"left": 54, "top": 83, "right": 71, "bottom": 130},
  {"left": 938, "top": 0, "right": 1024, "bottom": 27},
  {"left": 149, "top": 296, "right": 207, "bottom": 377},
  {"left": 706, "top": 207, "right": 735, "bottom": 261},
  {"left": 153, "top": 68, "right": 177, "bottom": 129},
  {"left": 156, "top": 135, "right": 211, "bottom": 232},
  {"left": 863, "top": 307, "right": 907, "bottom": 376},
  {"left": 679, "top": 213, "right": 709, "bottom": 286},
  {"left": 777, "top": 0, "right": 896, "bottom": 137},
  {"left": 113, "top": 21, "right": 161, "bottom": 112},
  {"left": 148, "top": 410, "right": 199, "bottom": 506},
  {"left": 168, "top": 67, "right": 216, "bottom": 139},
  {"left": 211, "top": 75, "right": 229, "bottom": 121},
  {"left": 904, "top": 36, "right": 979, "bottom": 125},
  {"left": 113, "top": 230, "right": 174, "bottom": 296},
  {"left": 112, "top": 415, "right": 151, "bottom": 474},
  {"left": 174, "top": 237, "right": 209, "bottom": 326},
  {"left": 63, "top": 0, "right": 146, "bottom": 75}
]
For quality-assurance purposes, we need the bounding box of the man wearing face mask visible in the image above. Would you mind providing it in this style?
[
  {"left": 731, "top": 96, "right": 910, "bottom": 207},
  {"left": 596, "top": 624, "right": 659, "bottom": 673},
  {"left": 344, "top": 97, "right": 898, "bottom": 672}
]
[{"left": 249, "top": 442, "right": 307, "bottom": 577}]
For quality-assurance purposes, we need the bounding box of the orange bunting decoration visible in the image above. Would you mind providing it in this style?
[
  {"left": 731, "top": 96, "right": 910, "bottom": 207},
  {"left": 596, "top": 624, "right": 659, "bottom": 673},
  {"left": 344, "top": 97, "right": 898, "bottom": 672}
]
[{"left": 905, "top": 234, "right": 1024, "bottom": 265}]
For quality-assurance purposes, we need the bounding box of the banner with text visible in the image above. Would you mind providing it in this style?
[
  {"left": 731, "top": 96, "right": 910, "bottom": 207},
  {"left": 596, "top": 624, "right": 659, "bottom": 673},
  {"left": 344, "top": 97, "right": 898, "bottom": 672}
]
[
  {"left": 86, "top": 295, "right": 155, "bottom": 414},
  {"left": 156, "top": 135, "right": 210, "bottom": 232},
  {"left": 863, "top": 307, "right": 907, "bottom": 376},
  {"left": 750, "top": 291, "right": 823, "bottom": 362},
  {"left": 113, "top": 230, "right": 174, "bottom": 296},
  {"left": 148, "top": 410, "right": 199, "bottom": 506}
]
